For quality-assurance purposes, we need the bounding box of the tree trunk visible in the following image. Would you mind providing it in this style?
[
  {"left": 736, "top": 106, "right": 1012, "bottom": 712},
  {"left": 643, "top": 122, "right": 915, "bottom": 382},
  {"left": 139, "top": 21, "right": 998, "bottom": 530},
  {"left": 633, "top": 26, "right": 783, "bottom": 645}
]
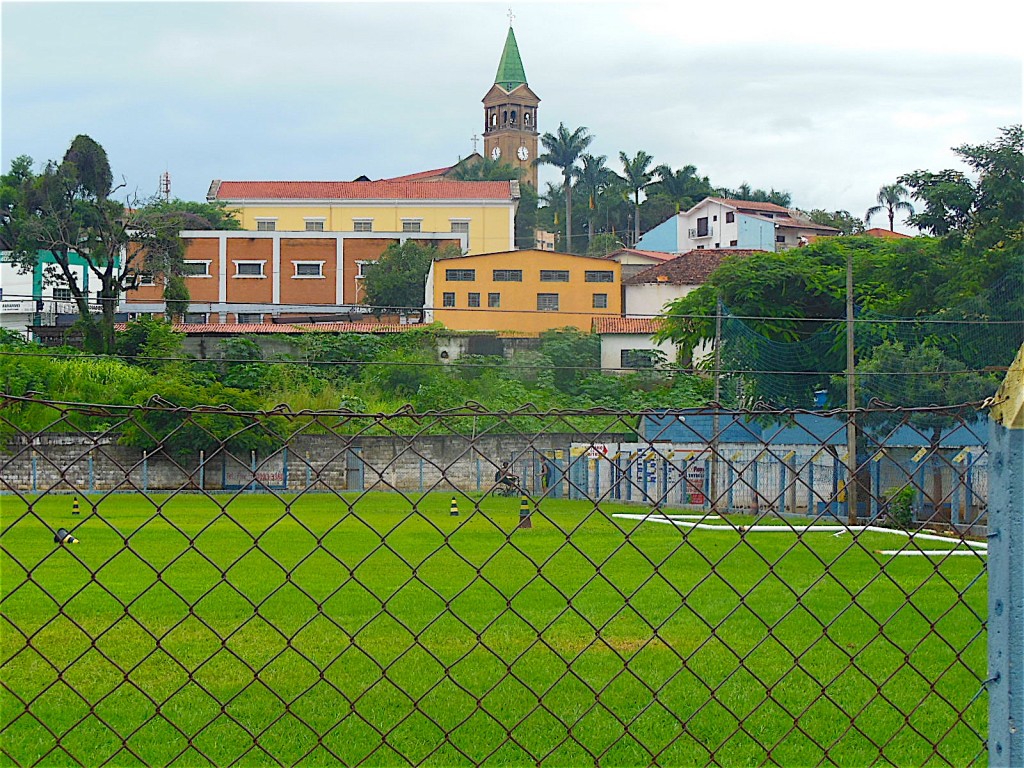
[
  {"left": 888, "top": 208, "right": 895, "bottom": 231},
  {"left": 634, "top": 192, "right": 641, "bottom": 246},
  {"left": 564, "top": 171, "right": 573, "bottom": 254}
]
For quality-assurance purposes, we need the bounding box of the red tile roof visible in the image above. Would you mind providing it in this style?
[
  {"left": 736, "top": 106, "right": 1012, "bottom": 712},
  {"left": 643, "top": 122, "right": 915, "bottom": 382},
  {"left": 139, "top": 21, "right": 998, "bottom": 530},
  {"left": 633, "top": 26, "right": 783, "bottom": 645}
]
[
  {"left": 113, "top": 322, "right": 417, "bottom": 335},
  {"left": 593, "top": 317, "right": 663, "bottom": 335},
  {"left": 213, "top": 180, "right": 514, "bottom": 201},
  {"left": 624, "top": 249, "right": 760, "bottom": 286},
  {"left": 707, "top": 197, "right": 793, "bottom": 214},
  {"left": 380, "top": 166, "right": 454, "bottom": 182},
  {"left": 863, "top": 228, "right": 911, "bottom": 239}
]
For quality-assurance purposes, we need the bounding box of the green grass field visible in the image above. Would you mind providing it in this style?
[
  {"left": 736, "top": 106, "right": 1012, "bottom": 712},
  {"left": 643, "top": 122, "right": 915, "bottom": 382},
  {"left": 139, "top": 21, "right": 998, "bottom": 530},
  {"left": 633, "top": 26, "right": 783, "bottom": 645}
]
[{"left": 1, "top": 492, "right": 987, "bottom": 766}]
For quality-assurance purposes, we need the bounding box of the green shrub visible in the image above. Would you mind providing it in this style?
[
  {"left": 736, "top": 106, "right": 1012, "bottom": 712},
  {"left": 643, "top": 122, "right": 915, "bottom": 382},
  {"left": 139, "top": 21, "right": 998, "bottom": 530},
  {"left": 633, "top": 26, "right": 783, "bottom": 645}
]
[{"left": 883, "top": 486, "right": 916, "bottom": 529}]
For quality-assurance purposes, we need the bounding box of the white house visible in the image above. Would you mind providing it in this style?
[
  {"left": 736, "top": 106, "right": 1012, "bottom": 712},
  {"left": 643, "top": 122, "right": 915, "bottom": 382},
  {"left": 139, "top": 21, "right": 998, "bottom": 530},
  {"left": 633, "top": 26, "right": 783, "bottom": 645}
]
[
  {"left": 636, "top": 197, "right": 840, "bottom": 254},
  {"left": 600, "top": 248, "right": 675, "bottom": 281},
  {"left": 593, "top": 317, "right": 679, "bottom": 372}
]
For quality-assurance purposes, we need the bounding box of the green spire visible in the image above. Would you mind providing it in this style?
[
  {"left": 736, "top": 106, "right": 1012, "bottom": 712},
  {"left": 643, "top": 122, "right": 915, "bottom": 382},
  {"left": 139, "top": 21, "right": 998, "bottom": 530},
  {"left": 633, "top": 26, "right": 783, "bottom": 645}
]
[{"left": 494, "top": 26, "right": 527, "bottom": 91}]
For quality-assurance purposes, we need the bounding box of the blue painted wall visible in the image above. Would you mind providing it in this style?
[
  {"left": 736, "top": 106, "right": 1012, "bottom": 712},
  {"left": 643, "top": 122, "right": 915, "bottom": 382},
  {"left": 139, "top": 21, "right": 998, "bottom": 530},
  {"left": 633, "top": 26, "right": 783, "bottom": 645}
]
[
  {"left": 635, "top": 216, "right": 678, "bottom": 253},
  {"left": 737, "top": 215, "right": 776, "bottom": 251},
  {"left": 643, "top": 410, "right": 988, "bottom": 447}
]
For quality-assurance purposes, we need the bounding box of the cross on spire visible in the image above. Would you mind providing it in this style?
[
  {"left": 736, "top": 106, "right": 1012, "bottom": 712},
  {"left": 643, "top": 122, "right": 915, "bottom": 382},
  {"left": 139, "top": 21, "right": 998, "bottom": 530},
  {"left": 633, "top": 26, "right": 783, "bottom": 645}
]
[
  {"left": 507, "top": 7, "right": 515, "bottom": 26},
  {"left": 471, "top": 135, "right": 480, "bottom": 153}
]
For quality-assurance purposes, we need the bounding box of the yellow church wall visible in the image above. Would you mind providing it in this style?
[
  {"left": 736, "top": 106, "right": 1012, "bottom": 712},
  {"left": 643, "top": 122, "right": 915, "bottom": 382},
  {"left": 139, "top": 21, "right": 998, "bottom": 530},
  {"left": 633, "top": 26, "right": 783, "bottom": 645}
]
[
  {"left": 431, "top": 250, "right": 621, "bottom": 333},
  {"left": 228, "top": 204, "right": 514, "bottom": 255}
]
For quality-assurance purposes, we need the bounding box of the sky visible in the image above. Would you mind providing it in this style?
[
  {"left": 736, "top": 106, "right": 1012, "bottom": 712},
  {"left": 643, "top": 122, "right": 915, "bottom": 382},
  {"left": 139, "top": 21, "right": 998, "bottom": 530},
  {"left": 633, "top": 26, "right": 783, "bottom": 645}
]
[{"left": 2, "top": 0, "right": 1022, "bottom": 233}]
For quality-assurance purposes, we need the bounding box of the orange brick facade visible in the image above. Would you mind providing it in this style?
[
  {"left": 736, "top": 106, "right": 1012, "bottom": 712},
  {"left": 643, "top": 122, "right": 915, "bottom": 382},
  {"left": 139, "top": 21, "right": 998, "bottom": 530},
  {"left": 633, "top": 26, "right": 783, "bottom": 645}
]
[{"left": 124, "top": 231, "right": 464, "bottom": 322}]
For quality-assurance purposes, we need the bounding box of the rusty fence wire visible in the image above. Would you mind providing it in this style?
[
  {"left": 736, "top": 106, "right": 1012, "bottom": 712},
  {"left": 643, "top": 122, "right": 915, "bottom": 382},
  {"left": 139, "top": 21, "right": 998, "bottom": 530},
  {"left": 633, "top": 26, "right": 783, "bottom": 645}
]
[{"left": 0, "top": 395, "right": 991, "bottom": 766}]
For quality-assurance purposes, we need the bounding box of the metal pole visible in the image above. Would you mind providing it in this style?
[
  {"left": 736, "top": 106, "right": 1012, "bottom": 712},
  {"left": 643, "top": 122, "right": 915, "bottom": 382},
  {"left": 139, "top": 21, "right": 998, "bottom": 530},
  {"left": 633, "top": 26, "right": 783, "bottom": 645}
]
[
  {"left": 846, "top": 249, "right": 858, "bottom": 525},
  {"left": 711, "top": 298, "right": 723, "bottom": 512},
  {"left": 987, "top": 343, "right": 1023, "bottom": 766},
  {"left": 199, "top": 450, "right": 206, "bottom": 490}
]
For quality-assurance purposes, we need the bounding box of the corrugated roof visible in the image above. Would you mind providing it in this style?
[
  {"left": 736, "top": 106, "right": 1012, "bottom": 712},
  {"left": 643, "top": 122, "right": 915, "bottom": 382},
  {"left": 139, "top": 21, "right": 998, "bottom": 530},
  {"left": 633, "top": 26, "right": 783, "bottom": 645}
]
[
  {"left": 707, "top": 197, "right": 793, "bottom": 214},
  {"left": 607, "top": 248, "right": 675, "bottom": 262},
  {"left": 213, "top": 180, "right": 514, "bottom": 201},
  {"left": 624, "top": 249, "right": 760, "bottom": 286},
  {"left": 593, "top": 317, "right": 663, "bottom": 335}
]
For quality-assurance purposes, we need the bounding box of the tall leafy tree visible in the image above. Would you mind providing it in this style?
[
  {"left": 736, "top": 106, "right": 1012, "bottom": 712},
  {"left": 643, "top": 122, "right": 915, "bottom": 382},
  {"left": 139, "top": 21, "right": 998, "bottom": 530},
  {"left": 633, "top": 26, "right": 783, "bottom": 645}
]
[
  {"left": 805, "top": 209, "right": 866, "bottom": 235},
  {"left": 718, "top": 184, "right": 792, "bottom": 207},
  {"left": 618, "top": 150, "right": 657, "bottom": 246},
  {"left": 537, "top": 123, "right": 592, "bottom": 253},
  {"left": 648, "top": 163, "right": 714, "bottom": 211},
  {"left": 1, "top": 136, "right": 186, "bottom": 353},
  {"left": 865, "top": 183, "right": 915, "bottom": 231},
  {"left": 361, "top": 240, "right": 461, "bottom": 318}
]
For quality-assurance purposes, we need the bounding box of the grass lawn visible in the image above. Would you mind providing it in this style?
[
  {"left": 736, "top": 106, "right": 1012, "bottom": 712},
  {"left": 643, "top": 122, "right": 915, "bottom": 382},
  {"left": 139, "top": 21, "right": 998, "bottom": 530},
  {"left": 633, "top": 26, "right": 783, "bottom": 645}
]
[{"left": 1, "top": 491, "right": 987, "bottom": 766}]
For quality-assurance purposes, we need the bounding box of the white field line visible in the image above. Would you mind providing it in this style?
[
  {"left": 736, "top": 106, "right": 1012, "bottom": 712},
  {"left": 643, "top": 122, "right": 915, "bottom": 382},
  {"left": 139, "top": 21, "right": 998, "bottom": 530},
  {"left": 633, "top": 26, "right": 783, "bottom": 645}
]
[
  {"left": 612, "top": 514, "right": 989, "bottom": 551},
  {"left": 876, "top": 550, "right": 987, "bottom": 557},
  {"left": 629, "top": 514, "right": 722, "bottom": 521}
]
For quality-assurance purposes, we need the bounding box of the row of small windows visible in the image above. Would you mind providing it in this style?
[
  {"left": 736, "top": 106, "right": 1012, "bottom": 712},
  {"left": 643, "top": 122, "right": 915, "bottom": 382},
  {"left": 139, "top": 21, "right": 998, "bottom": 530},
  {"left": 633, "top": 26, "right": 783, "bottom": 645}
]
[
  {"left": 445, "top": 269, "right": 614, "bottom": 283},
  {"left": 136, "top": 261, "right": 327, "bottom": 280},
  {"left": 440, "top": 292, "right": 608, "bottom": 310},
  {"left": 253, "top": 220, "right": 468, "bottom": 235}
]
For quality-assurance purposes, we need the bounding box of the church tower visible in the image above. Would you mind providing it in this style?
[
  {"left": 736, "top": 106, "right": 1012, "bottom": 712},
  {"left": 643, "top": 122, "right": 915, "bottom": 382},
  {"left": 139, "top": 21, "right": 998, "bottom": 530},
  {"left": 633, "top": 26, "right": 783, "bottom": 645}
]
[{"left": 482, "top": 25, "right": 540, "bottom": 188}]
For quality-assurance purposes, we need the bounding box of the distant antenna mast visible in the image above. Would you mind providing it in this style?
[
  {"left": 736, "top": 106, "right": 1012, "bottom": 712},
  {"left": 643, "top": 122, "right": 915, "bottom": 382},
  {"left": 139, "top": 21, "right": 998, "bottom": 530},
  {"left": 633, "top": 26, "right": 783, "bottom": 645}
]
[{"left": 160, "top": 171, "right": 171, "bottom": 202}]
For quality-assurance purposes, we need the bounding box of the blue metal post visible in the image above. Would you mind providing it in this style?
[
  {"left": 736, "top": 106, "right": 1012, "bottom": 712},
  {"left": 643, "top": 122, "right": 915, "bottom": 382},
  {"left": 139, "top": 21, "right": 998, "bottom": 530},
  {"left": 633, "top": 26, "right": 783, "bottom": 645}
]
[
  {"left": 778, "top": 460, "right": 786, "bottom": 515},
  {"left": 808, "top": 460, "right": 815, "bottom": 516},
  {"left": 142, "top": 451, "right": 149, "bottom": 493},
  {"left": 703, "top": 459, "right": 711, "bottom": 512},
  {"left": 872, "top": 460, "right": 881, "bottom": 520},
  {"left": 752, "top": 458, "right": 759, "bottom": 513},
  {"left": 965, "top": 459, "right": 975, "bottom": 526},
  {"left": 988, "top": 344, "right": 1023, "bottom": 766},
  {"left": 727, "top": 462, "right": 734, "bottom": 511},
  {"left": 88, "top": 453, "right": 94, "bottom": 494}
]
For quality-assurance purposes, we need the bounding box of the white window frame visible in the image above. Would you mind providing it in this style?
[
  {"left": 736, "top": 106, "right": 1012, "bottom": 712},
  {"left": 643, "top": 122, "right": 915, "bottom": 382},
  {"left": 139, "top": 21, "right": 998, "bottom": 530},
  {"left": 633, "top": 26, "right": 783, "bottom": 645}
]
[
  {"left": 304, "top": 218, "right": 326, "bottom": 232},
  {"left": 401, "top": 219, "right": 423, "bottom": 233},
  {"left": 255, "top": 219, "right": 277, "bottom": 231},
  {"left": 52, "top": 287, "right": 73, "bottom": 302},
  {"left": 293, "top": 261, "right": 325, "bottom": 279},
  {"left": 182, "top": 260, "right": 212, "bottom": 277},
  {"left": 537, "top": 293, "right": 560, "bottom": 312},
  {"left": 235, "top": 312, "right": 264, "bottom": 324},
  {"left": 353, "top": 219, "right": 374, "bottom": 232},
  {"left": 233, "top": 260, "right": 266, "bottom": 278},
  {"left": 449, "top": 219, "right": 470, "bottom": 235},
  {"left": 355, "top": 260, "right": 374, "bottom": 278},
  {"left": 184, "top": 312, "right": 208, "bottom": 324}
]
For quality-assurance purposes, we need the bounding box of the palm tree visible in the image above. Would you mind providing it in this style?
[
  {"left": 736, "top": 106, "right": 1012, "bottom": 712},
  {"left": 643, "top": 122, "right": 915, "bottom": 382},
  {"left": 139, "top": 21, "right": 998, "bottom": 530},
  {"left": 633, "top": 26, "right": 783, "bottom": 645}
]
[
  {"left": 537, "top": 124, "right": 592, "bottom": 253},
  {"left": 574, "top": 154, "right": 616, "bottom": 244},
  {"left": 866, "top": 183, "right": 915, "bottom": 231},
  {"left": 619, "top": 151, "right": 656, "bottom": 246},
  {"left": 649, "top": 163, "right": 714, "bottom": 211}
]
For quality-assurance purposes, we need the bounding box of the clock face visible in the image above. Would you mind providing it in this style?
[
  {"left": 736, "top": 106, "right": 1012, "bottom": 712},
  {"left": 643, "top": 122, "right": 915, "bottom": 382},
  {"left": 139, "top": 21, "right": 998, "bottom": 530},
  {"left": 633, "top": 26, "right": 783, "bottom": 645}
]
[
  {"left": 517, "top": 146, "right": 529, "bottom": 161},
  {"left": 490, "top": 146, "right": 501, "bottom": 161}
]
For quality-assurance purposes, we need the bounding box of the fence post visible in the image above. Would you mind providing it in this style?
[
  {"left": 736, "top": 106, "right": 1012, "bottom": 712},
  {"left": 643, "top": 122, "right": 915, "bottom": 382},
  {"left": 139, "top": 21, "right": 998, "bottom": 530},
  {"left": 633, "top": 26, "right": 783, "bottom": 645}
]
[
  {"left": 199, "top": 450, "right": 206, "bottom": 490},
  {"left": 31, "top": 445, "right": 37, "bottom": 493},
  {"left": 988, "top": 343, "right": 1023, "bottom": 767},
  {"left": 142, "top": 450, "right": 148, "bottom": 493},
  {"left": 88, "top": 451, "right": 94, "bottom": 493}
]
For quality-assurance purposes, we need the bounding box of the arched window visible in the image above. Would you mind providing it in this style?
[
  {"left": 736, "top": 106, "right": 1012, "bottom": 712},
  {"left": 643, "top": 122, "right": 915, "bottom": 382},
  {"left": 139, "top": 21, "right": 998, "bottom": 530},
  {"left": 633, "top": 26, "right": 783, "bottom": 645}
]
[
  {"left": 490, "top": 113, "right": 497, "bottom": 127},
  {"left": 502, "top": 110, "right": 508, "bottom": 124},
  {"left": 524, "top": 112, "right": 531, "bottom": 126},
  {"left": 510, "top": 110, "right": 517, "bottom": 123}
]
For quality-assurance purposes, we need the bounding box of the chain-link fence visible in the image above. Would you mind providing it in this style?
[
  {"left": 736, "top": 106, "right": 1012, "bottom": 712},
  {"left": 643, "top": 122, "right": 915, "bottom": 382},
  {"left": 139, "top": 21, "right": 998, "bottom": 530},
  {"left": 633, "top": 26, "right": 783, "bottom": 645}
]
[{"left": 0, "top": 395, "right": 991, "bottom": 766}]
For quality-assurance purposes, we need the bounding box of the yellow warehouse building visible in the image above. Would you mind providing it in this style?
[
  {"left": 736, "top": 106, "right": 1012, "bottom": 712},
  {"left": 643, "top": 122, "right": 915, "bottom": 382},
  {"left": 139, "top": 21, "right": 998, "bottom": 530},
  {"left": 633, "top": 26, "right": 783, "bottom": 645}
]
[{"left": 426, "top": 250, "right": 622, "bottom": 333}]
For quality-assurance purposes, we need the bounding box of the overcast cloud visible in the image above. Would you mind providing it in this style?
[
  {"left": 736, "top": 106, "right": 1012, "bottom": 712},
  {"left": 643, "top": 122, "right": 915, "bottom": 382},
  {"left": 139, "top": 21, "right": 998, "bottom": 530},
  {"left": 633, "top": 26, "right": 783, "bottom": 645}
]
[{"left": 2, "top": 1, "right": 1021, "bottom": 233}]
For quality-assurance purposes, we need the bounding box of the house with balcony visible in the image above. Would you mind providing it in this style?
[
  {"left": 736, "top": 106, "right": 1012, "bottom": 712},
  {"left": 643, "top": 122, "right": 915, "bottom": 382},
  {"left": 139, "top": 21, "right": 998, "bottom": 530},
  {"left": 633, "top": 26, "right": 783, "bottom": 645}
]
[{"left": 636, "top": 198, "right": 840, "bottom": 255}]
